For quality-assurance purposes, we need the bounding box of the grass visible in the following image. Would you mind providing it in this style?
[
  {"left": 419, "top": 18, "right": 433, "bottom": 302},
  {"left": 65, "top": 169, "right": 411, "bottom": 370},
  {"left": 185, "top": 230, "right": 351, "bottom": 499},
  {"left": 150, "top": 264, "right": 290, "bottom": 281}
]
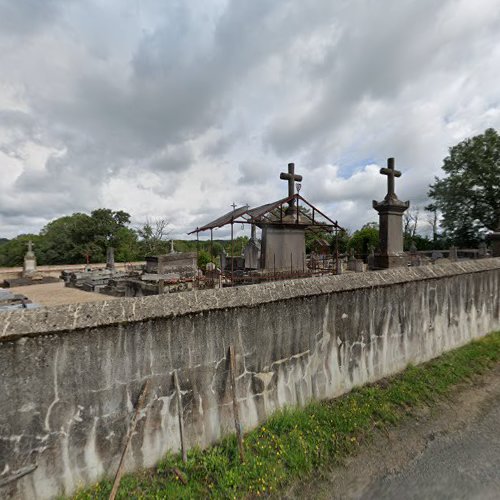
[{"left": 72, "top": 331, "right": 500, "bottom": 499}]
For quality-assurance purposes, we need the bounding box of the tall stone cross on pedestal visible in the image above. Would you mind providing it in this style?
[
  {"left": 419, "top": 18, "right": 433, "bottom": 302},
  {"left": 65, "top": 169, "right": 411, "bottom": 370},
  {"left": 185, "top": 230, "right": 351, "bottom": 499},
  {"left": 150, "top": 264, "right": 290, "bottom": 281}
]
[
  {"left": 280, "top": 162, "right": 302, "bottom": 214},
  {"left": 372, "top": 157, "right": 409, "bottom": 269},
  {"left": 380, "top": 157, "right": 401, "bottom": 202}
]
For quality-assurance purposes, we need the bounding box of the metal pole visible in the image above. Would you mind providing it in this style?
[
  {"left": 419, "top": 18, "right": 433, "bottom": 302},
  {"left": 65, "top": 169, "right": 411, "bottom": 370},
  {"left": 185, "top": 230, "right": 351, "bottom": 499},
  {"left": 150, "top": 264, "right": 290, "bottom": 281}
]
[
  {"left": 231, "top": 220, "right": 234, "bottom": 286},
  {"left": 335, "top": 228, "right": 339, "bottom": 275},
  {"left": 210, "top": 228, "right": 213, "bottom": 263},
  {"left": 196, "top": 230, "right": 199, "bottom": 285}
]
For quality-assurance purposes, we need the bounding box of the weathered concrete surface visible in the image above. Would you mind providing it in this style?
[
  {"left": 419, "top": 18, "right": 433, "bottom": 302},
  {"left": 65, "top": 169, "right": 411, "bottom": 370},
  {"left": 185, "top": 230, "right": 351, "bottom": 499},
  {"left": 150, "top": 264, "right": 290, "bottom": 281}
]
[{"left": 0, "top": 259, "right": 499, "bottom": 499}]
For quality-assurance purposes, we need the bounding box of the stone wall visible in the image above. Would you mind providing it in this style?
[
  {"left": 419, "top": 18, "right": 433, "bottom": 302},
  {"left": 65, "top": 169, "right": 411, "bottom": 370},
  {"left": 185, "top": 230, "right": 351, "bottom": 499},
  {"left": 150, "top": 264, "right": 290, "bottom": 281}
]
[{"left": 1, "top": 259, "right": 499, "bottom": 499}]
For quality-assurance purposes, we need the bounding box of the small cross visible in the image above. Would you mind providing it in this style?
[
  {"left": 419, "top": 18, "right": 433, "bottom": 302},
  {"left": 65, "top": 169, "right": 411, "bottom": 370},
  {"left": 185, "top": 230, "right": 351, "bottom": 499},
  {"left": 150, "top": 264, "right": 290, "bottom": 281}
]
[
  {"left": 231, "top": 202, "right": 237, "bottom": 211},
  {"left": 380, "top": 157, "right": 401, "bottom": 200},
  {"left": 26, "top": 240, "right": 33, "bottom": 253}
]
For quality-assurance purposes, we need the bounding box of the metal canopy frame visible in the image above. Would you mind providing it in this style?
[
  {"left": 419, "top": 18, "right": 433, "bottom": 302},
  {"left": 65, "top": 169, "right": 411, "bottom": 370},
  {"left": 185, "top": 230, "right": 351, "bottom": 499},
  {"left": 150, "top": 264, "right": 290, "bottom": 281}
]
[
  {"left": 190, "top": 194, "right": 344, "bottom": 235},
  {"left": 189, "top": 194, "right": 345, "bottom": 284}
]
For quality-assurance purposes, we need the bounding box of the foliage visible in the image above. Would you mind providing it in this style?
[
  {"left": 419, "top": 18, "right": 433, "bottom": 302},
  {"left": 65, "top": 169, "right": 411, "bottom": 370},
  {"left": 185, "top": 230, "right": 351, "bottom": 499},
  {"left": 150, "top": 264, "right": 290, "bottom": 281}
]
[
  {"left": 333, "top": 229, "right": 350, "bottom": 254},
  {"left": 428, "top": 128, "right": 500, "bottom": 246},
  {"left": 137, "top": 218, "right": 170, "bottom": 256},
  {"left": 71, "top": 331, "right": 500, "bottom": 499},
  {"left": 347, "top": 224, "right": 379, "bottom": 255},
  {"left": 197, "top": 250, "right": 213, "bottom": 270},
  {"left": 0, "top": 209, "right": 141, "bottom": 266},
  {"left": 39, "top": 209, "right": 139, "bottom": 264},
  {"left": 0, "top": 234, "right": 40, "bottom": 267}
]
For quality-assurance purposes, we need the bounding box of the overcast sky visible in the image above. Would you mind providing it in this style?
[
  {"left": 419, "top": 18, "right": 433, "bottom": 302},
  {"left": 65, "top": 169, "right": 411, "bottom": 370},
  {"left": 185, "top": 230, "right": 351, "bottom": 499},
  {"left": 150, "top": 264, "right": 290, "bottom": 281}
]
[{"left": 1, "top": 0, "right": 500, "bottom": 240}]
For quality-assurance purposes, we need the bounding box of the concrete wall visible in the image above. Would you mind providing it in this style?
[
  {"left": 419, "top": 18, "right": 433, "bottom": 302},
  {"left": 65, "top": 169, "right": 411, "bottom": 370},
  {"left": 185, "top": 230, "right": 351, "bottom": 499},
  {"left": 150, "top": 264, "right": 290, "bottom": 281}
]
[{"left": 1, "top": 259, "right": 499, "bottom": 499}]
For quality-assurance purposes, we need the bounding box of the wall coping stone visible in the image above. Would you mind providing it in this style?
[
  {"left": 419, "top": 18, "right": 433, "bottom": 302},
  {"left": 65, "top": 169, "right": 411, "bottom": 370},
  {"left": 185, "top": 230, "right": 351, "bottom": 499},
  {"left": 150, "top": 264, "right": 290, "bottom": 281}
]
[{"left": 1, "top": 258, "right": 499, "bottom": 341}]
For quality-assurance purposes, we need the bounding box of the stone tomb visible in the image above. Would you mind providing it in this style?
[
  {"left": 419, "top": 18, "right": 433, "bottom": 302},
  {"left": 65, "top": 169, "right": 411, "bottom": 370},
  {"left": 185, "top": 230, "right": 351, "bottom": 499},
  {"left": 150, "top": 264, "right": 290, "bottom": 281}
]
[
  {"left": 145, "top": 252, "right": 197, "bottom": 280},
  {"left": 258, "top": 163, "right": 306, "bottom": 272}
]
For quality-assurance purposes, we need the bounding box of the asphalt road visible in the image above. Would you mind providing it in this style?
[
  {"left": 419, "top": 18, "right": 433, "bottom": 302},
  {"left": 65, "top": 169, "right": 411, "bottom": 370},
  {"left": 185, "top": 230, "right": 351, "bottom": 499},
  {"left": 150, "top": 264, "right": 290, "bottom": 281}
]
[
  {"left": 283, "top": 364, "right": 500, "bottom": 500},
  {"left": 362, "top": 388, "right": 500, "bottom": 500}
]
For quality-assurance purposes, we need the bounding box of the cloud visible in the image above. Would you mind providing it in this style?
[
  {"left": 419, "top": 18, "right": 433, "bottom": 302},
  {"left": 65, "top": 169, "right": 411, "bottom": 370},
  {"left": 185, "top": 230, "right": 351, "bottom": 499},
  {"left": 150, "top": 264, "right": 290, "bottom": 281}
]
[{"left": 1, "top": 0, "right": 500, "bottom": 238}]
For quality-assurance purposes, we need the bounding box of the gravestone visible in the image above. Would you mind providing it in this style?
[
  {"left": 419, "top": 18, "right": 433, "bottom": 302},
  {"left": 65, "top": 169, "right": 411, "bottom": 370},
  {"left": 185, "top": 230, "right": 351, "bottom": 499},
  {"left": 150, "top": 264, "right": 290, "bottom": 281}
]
[
  {"left": 220, "top": 249, "right": 227, "bottom": 271},
  {"left": 367, "top": 245, "right": 375, "bottom": 270},
  {"left": 106, "top": 247, "right": 115, "bottom": 270},
  {"left": 487, "top": 217, "right": 500, "bottom": 257},
  {"left": 347, "top": 249, "right": 364, "bottom": 272},
  {"left": 243, "top": 225, "right": 260, "bottom": 270},
  {"left": 449, "top": 245, "right": 458, "bottom": 261},
  {"left": 372, "top": 158, "right": 410, "bottom": 268},
  {"left": 478, "top": 241, "right": 487, "bottom": 258},
  {"left": 23, "top": 240, "right": 37, "bottom": 277},
  {"left": 409, "top": 242, "right": 421, "bottom": 267}
]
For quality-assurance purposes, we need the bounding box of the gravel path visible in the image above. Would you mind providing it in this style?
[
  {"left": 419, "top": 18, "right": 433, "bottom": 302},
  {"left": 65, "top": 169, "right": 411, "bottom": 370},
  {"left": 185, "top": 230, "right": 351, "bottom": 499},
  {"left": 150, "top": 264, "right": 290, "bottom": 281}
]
[
  {"left": 8, "top": 281, "right": 118, "bottom": 307},
  {"left": 283, "top": 364, "right": 500, "bottom": 500}
]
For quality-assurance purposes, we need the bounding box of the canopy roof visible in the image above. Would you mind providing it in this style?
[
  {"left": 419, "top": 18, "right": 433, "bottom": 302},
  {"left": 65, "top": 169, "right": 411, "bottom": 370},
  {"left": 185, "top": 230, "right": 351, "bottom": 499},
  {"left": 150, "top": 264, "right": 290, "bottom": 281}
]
[{"left": 189, "top": 194, "right": 344, "bottom": 235}]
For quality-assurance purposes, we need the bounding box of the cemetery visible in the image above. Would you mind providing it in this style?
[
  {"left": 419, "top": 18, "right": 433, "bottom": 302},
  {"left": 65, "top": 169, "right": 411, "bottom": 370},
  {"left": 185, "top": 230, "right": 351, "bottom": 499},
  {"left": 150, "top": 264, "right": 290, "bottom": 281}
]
[
  {"left": 2, "top": 158, "right": 496, "bottom": 312},
  {"left": 0, "top": 153, "right": 499, "bottom": 499}
]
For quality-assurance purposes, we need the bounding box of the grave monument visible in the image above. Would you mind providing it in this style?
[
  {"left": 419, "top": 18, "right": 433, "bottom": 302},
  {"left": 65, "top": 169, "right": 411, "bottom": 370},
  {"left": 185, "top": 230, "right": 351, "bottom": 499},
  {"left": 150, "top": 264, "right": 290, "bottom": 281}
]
[
  {"left": 372, "top": 158, "right": 410, "bottom": 269},
  {"left": 23, "top": 240, "right": 37, "bottom": 277},
  {"left": 259, "top": 163, "right": 306, "bottom": 272}
]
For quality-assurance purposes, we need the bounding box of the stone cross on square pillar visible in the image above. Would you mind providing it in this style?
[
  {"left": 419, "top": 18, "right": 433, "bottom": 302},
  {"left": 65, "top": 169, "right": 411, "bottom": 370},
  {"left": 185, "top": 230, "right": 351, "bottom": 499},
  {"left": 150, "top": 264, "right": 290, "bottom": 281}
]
[
  {"left": 280, "top": 163, "right": 302, "bottom": 214},
  {"left": 380, "top": 157, "right": 401, "bottom": 201},
  {"left": 372, "top": 157, "right": 409, "bottom": 269}
]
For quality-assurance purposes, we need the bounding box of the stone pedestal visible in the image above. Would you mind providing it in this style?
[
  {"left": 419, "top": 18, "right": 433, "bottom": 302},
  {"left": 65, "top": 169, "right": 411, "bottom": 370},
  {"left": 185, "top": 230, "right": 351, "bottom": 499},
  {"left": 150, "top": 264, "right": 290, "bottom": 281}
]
[
  {"left": 23, "top": 242, "right": 37, "bottom": 277},
  {"left": 23, "top": 255, "right": 36, "bottom": 277},
  {"left": 260, "top": 224, "right": 306, "bottom": 272},
  {"left": 372, "top": 200, "right": 409, "bottom": 269}
]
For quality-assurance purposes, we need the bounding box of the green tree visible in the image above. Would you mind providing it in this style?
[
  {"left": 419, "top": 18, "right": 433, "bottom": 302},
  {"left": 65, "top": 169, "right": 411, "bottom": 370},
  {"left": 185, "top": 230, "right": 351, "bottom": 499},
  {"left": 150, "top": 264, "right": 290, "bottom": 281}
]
[
  {"left": 428, "top": 128, "right": 500, "bottom": 246},
  {"left": 0, "top": 234, "right": 40, "bottom": 267},
  {"left": 40, "top": 209, "right": 137, "bottom": 264},
  {"left": 348, "top": 224, "right": 379, "bottom": 255}
]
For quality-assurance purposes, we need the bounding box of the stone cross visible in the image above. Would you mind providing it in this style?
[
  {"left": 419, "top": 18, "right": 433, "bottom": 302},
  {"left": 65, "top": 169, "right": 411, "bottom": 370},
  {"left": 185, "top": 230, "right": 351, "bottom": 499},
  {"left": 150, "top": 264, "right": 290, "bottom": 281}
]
[
  {"left": 27, "top": 240, "right": 33, "bottom": 253},
  {"left": 280, "top": 162, "right": 302, "bottom": 214},
  {"left": 380, "top": 157, "right": 401, "bottom": 200},
  {"left": 280, "top": 163, "right": 302, "bottom": 199}
]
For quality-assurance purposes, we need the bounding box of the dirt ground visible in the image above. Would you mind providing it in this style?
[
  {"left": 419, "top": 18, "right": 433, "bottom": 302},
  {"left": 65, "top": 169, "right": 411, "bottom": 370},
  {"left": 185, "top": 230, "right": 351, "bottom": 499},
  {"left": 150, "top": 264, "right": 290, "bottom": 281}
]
[
  {"left": 283, "top": 363, "right": 500, "bottom": 500},
  {"left": 8, "top": 281, "right": 118, "bottom": 307}
]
